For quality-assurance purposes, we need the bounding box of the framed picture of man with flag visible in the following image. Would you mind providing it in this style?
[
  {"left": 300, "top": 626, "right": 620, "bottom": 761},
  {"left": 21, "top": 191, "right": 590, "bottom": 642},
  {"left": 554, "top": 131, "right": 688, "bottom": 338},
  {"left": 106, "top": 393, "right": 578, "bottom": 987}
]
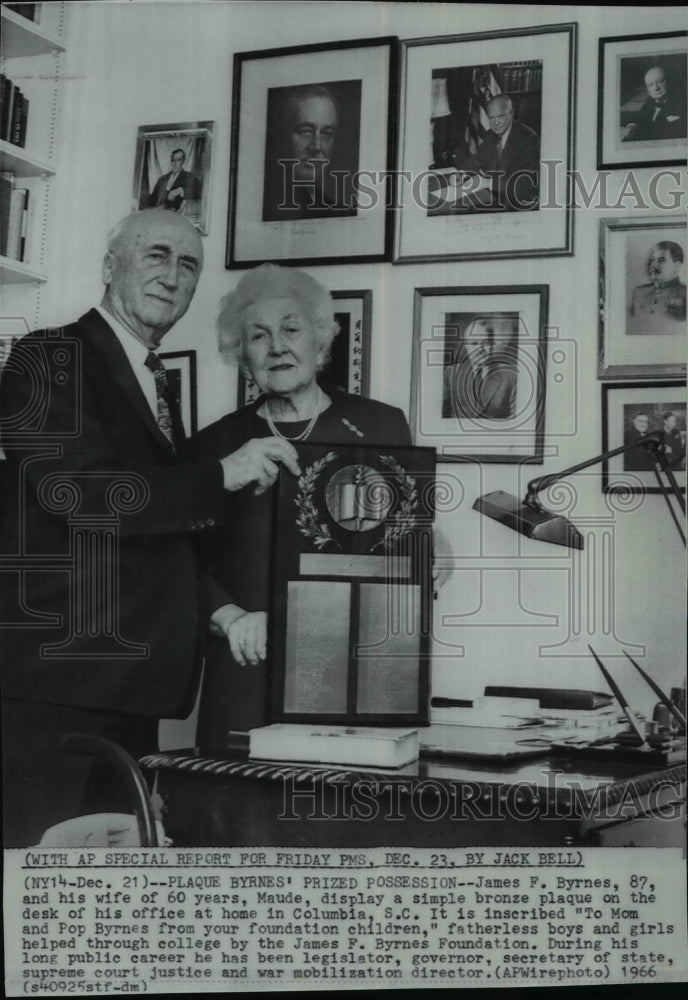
[{"left": 395, "top": 24, "right": 576, "bottom": 262}]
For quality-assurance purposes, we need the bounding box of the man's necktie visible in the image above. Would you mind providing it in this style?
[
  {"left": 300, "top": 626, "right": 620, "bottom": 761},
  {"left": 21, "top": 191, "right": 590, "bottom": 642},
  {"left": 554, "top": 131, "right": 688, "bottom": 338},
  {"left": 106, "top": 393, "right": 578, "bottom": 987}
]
[{"left": 145, "top": 351, "right": 184, "bottom": 453}]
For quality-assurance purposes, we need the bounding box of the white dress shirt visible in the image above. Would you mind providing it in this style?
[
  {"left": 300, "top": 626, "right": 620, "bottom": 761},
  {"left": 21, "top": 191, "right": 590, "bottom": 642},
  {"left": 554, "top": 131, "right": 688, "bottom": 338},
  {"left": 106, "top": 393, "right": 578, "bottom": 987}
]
[{"left": 95, "top": 305, "right": 158, "bottom": 420}]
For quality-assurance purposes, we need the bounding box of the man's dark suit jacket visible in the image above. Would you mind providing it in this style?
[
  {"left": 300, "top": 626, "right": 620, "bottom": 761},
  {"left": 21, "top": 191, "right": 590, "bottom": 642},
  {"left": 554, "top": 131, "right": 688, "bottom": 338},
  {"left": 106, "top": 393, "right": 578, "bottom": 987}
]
[
  {"left": 149, "top": 168, "right": 201, "bottom": 210},
  {"left": 443, "top": 357, "right": 518, "bottom": 420},
  {"left": 0, "top": 309, "right": 226, "bottom": 719},
  {"left": 460, "top": 120, "right": 540, "bottom": 210},
  {"left": 627, "top": 92, "right": 687, "bottom": 142}
]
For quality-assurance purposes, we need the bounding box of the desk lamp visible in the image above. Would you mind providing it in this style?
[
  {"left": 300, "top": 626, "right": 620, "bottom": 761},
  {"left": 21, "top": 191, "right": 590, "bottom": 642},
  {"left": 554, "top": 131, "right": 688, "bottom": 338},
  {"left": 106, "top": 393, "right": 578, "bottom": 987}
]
[{"left": 473, "top": 433, "right": 686, "bottom": 549}]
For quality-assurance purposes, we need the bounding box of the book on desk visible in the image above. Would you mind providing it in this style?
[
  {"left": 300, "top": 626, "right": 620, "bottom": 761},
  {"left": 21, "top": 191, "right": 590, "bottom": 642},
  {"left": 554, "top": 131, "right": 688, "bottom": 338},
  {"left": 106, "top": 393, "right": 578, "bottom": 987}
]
[{"left": 249, "top": 723, "right": 419, "bottom": 769}]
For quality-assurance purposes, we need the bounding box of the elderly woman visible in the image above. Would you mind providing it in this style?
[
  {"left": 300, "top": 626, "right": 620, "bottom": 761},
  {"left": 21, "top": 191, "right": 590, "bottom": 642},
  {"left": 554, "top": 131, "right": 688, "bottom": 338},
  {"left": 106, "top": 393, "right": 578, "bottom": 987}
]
[{"left": 192, "top": 264, "right": 412, "bottom": 748}]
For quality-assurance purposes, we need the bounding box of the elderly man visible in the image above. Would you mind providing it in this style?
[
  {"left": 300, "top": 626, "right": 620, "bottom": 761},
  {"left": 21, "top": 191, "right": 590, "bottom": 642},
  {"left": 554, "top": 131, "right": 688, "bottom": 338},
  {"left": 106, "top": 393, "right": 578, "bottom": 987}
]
[
  {"left": 443, "top": 314, "right": 519, "bottom": 420},
  {"left": 0, "top": 208, "right": 299, "bottom": 845},
  {"left": 622, "top": 65, "right": 686, "bottom": 142},
  {"left": 263, "top": 83, "right": 356, "bottom": 220},
  {"left": 629, "top": 240, "right": 686, "bottom": 336},
  {"left": 458, "top": 93, "right": 540, "bottom": 211}
]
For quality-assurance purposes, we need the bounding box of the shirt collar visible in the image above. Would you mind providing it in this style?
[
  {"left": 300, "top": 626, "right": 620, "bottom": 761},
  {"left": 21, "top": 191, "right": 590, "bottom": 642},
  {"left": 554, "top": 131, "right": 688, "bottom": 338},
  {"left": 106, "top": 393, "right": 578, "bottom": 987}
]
[{"left": 96, "top": 305, "right": 153, "bottom": 369}]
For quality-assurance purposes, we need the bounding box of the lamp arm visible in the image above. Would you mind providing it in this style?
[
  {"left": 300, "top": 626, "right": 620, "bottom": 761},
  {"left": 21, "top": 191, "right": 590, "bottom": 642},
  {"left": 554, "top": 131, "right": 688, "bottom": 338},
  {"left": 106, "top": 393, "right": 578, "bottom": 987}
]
[{"left": 524, "top": 433, "right": 665, "bottom": 506}]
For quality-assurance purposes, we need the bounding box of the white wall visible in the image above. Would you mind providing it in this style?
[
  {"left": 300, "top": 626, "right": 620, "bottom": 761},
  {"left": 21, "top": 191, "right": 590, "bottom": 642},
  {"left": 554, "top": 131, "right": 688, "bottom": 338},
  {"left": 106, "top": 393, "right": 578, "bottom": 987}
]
[{"left": 35, "top": 2, "right": 688, "bottom": 725}]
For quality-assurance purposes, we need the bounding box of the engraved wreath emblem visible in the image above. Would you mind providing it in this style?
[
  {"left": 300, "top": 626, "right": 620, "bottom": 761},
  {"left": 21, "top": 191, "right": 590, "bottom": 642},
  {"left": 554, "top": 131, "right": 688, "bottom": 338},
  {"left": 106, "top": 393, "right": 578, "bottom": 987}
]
[{"left": 294, "top": 452, "right": 418, "bottom": 552}]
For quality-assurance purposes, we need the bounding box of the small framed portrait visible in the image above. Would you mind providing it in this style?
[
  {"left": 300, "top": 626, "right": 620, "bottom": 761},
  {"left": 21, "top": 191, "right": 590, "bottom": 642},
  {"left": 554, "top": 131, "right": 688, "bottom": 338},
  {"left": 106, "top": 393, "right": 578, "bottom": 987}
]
[
  {"left": 159, "top": 350, "right": 197, "bottom": 436},
  {"left": 598, "top": 31, "right": 687, "bottom": 169},
  {"left": 603, "top": 382, "right": 686, "bottom": 493},
  {"left": 132, "top": 121, "right": 214, "bottom": 234},
  {"left": 395, "top": 23, "right": 576, "bottom": 262},
  {"left": 410, "top": 285, "right": 548, "bottom": 463},
  {"left": 227, "top": 37, "right": 398, "bottom": 268},
  {"left": 238, "top": 289, "right": 371, "bottom": 406},
  {"left": 599, "top": 216, "right": 687, "bottom": 380}
]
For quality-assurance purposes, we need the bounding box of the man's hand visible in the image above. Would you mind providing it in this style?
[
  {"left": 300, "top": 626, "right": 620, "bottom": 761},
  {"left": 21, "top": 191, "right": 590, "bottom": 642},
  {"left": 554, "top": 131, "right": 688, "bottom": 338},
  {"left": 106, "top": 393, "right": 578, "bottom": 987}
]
[
  {"left": 432, "top": 526, "right": 454, "bottom": 593},
  {"left": 210, "top": 604, "right": 267, "bottom": 666},
  {"left": 220, "top": 437, "right": 301, "bottom": 495}
]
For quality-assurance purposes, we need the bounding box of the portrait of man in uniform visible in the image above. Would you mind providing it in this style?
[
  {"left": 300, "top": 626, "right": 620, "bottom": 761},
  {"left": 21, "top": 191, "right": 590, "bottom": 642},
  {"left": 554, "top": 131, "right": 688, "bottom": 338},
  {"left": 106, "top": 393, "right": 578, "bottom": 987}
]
[{"left": 627, "top": 238, "right": 686, "bottom": 336}]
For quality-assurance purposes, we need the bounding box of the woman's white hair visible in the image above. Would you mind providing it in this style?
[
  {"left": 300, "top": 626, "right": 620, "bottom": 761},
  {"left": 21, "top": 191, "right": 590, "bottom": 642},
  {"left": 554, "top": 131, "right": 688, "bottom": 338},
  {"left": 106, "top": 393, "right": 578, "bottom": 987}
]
[{"left": 217, "top": 263, "right": 339, "bottom": 369}]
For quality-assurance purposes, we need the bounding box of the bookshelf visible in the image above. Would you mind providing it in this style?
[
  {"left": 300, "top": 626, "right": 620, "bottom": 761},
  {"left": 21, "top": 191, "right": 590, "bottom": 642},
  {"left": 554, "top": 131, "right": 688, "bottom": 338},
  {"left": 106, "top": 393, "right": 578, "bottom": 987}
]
[{"left": 0, "top": 2, "right": 66, "bottom": 291}]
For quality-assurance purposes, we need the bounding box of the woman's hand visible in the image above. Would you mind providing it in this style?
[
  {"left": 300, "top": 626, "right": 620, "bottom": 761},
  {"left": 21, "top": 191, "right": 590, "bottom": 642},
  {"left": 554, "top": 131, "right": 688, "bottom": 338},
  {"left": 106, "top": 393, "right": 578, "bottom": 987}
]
[{"left": 210, "top": 605, "right": 267, "bottom": 666}]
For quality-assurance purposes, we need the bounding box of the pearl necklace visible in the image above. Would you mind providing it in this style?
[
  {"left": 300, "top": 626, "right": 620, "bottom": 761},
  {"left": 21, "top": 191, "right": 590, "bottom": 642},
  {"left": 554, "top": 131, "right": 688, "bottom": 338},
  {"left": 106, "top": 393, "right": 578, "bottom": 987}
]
[{"left": 265, "top": 387, "right": 323, "bottom": 442}]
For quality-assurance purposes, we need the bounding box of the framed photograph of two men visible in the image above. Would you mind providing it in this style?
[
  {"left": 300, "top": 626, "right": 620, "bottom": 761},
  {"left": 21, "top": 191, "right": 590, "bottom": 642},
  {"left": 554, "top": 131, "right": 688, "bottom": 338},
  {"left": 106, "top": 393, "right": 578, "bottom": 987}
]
[
  {"left": 226, "top": 37, "right": 398, "bottom": 268},
  {"left": 395, "top": 23, "right": 576, "bottom": 262}
]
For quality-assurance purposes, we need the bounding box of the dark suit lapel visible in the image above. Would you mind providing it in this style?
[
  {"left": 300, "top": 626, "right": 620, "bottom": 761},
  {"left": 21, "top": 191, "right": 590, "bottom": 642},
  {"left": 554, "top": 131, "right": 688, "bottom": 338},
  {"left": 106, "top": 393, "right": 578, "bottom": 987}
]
[{"left": 77, "top": 309, "right": 175, "bottom": 453}]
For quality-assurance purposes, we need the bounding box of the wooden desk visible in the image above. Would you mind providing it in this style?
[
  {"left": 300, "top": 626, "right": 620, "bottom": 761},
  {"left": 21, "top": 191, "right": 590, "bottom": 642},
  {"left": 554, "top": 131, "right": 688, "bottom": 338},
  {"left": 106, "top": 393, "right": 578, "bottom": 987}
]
[{"left": 141, "top": 748, "right": 685, "bottom": 849}]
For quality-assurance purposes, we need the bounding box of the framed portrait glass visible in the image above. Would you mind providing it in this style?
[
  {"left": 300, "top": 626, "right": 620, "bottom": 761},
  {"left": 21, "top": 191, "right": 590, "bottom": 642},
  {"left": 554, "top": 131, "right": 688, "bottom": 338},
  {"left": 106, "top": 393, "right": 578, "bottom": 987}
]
[
  {"left": 159, "top": 350, "right": 197, "bottom": 436},
  {"left": 238, "top": 289, "right": 371, "bottom": 406},
  {"left": 603, "top": 382, "right": 686, "bottom": 494},
  {"left": 395, "top": 23, "right": 576, "bottom": 262},
  {"left": 598, "top": 31, "right": 687, "bottom": 170},
  {"left": 410, "top": 285, "right": 548, "bottom": 464},
  {"left": 599, "top": 216, "right": 687, "bottom": 380},
  {"left": 227, "top": 38, "right": 398, "bottom": 268},
  {"left": 132, "top": 121, "right": 214, "bottom": 234}
]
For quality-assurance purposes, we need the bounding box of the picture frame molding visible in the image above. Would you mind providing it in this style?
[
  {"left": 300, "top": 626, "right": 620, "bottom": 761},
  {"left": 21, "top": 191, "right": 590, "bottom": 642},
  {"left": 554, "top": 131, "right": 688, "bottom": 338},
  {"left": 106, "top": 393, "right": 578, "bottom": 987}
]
[
  {"left": 131, "top": 120, "right": 215, "bottom": 235},
  {"left": 597, "top": 30, "right": 688, "bottom": 171},
  {"left": 598, "top": 214, "right": 687, "bottom": 381},
  {"left": 602, "top": 380, "right": 687, "bottom": 494},
  {"left": 394, "top": 21, "right": 577, "bottom": 263},
  {"left": 226, "top": 36, "right": 399, "bottom": 269},
  {"left": 410, "top": 283, "right": 549, "bottom": 465}
]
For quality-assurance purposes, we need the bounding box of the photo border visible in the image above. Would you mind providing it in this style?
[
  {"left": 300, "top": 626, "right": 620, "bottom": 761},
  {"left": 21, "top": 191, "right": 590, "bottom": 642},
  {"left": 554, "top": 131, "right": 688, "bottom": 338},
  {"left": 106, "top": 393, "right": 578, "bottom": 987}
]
[
  {"left": 226, "top": 37, "right": 399, "bottom": 268},
  {"left": 410, "top": 284, "right": 548, "bottom": 464},
  {"left": 395, "top": 22, "right": 576, "bottom": 263},
  {"left": 598, "top": 215, "right": 687, "bottom": 381},
  {"left": 131, "top": 120, "right": 215, "bottom": 235},
  {"left": 597, "top": 30, "right": 688, "bottom": 171},
  {"left": 602, "top": 380, "right": 687, "bottom": 494}
]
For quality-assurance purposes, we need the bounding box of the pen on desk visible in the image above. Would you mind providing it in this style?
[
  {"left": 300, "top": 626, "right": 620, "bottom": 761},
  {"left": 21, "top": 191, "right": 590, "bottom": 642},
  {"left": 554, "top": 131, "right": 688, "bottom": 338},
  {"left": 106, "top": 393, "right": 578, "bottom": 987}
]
[
  {"left": 622, "top": 649, "right": 687, "bottom": 732},
  {"left": 587, "top": 645, "right": 651, "bottom": 750}
]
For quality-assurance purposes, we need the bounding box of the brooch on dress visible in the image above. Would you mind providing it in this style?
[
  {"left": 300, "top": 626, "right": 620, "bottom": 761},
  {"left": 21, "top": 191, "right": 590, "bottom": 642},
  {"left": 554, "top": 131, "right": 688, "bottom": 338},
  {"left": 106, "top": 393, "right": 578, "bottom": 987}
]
[{"left": 341, "top": 417, "right": 364, "bottom": 438}]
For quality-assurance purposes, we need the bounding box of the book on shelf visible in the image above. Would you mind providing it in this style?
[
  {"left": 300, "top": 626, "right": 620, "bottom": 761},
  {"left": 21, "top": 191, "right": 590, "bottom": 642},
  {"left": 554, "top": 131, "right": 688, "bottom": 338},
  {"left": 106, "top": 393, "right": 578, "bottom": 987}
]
[
  {"left": 1, "top": 76, "right": 15, "bottom": 141},
  {"left": 9, "top": 89, "right": 28, "bottom": 147},
  {"left": 0, "top": 171, "right": 13, "bottom": 256},
  {"left": 249, "top": 723, "right": 419, "bottom": 769},
  {"left": 5, "top": 185, "right": 29, "bottom": 260}
]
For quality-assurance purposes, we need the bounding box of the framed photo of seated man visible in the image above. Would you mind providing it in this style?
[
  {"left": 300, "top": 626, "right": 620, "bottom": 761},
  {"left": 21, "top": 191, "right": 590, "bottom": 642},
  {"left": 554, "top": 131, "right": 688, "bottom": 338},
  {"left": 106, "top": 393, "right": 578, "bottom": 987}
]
[{"left": 269, "top": 443, "right": 435, "bottom": 725}]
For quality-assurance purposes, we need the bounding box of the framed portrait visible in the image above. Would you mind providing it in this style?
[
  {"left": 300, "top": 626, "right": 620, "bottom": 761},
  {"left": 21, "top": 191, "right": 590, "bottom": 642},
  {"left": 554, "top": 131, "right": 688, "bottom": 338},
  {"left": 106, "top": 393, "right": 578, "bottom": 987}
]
[
  {"left": 602, "top": 381, "right": 686, "bottom": 493},
  {"left": 395, "top": 23, "right": 576, "bottom": 263},
  {"left": 599, "top": 216, "right": 687, "bottom": 380},
  {"left": 238, "top": 289, "right": 372, "bottom": 406},
  {"left": 132, "top": 121, "right": 214, "bottom": 234},
  {"left": 410, "top": 285, "right": 548, "bottom": 464},
  {"left": 226, "top": 38, "right": 398, "bottom": 268},
  {"left": 159, "top": 350, "right": 197, "bottom": 436},
  {"left": 597, "top": 31, "right": 687, "bottom": 170}
]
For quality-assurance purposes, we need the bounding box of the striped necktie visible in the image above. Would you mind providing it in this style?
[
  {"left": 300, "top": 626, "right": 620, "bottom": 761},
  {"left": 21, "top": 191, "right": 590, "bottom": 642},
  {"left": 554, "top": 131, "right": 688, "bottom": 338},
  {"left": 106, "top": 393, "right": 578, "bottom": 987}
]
[{"left": 145, "top": 351, "right": 182, "bottom": 452}]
